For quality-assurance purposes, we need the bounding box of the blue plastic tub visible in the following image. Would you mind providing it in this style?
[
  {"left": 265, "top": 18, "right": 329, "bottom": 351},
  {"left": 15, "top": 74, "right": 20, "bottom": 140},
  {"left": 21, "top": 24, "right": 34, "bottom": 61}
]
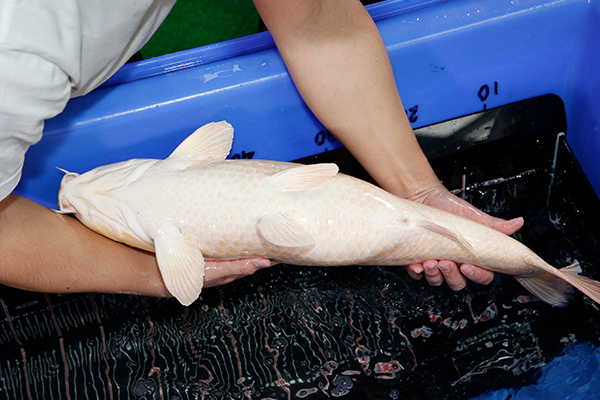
[
  {"left": 14, "top": 0, "right": 600, "bottom": 209},
  {"left": 9, "top": 1, "right": 600, "bottom": 398}
]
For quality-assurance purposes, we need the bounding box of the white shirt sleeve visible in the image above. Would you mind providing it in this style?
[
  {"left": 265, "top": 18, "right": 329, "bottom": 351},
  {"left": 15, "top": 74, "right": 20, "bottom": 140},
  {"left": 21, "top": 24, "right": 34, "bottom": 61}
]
[
  {"left": 0, "top": 0, "right": 175, "bottom": 201},
  {"left": 0, "top": 49, "right": 72, "bottom": 201}
]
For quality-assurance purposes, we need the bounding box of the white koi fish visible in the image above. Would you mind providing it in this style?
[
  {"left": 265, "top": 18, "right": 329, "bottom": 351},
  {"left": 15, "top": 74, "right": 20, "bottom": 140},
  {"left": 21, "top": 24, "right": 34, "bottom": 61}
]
[{"left": 57, "top": 121, "right": 600, "bottom": 306}]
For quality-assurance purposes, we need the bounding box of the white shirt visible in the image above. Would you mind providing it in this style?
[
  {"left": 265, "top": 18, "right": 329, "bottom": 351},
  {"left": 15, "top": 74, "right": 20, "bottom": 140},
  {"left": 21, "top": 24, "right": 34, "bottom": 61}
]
[{"left": 0, "top": 0, "right": 176, "bottom": 201}]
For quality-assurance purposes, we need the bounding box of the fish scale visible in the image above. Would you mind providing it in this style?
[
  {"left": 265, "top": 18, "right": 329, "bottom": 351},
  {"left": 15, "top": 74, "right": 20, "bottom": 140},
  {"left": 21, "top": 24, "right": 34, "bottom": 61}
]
[
  {"left": 125, "top": 160, "right": 395, "bottom": 264},
  {"left": 57, "top": 121, "right": 600, "bottom": 307}
]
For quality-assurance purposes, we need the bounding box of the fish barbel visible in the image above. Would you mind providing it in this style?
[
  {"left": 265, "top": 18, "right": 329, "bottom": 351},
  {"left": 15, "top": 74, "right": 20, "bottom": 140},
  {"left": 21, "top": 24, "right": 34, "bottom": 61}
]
[{"left": 57, "top": 121, "right": 600, "bottom": 306}]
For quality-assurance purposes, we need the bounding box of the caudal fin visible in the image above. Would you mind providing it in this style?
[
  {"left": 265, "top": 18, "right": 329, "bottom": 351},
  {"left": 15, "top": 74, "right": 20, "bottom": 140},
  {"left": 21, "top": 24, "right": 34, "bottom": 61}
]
[
  {"left": 515, "top": 267, "right": 575, "bottom": 307},
  {"left": 562, "top": 270, "right": 600, "bottom": 306},
  {"left": 515, "top": 261, "right": 600, "bottom": 307}
]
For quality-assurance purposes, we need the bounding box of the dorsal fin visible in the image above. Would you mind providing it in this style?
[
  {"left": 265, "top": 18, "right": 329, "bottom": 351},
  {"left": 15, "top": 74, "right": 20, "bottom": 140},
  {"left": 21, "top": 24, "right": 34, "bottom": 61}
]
[
  {"left": 167, "top": 121, "right": 233, "bottom": 166},
  {"left": 269, "top": 163, "right": 339, "bottom": 192}
]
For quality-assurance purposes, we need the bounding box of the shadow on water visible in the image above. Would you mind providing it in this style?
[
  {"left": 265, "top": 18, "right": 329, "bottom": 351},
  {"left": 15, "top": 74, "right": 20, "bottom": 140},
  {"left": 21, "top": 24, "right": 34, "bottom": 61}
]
[{"left": 1, "top": 95, "right": 599, "bottom": 399}]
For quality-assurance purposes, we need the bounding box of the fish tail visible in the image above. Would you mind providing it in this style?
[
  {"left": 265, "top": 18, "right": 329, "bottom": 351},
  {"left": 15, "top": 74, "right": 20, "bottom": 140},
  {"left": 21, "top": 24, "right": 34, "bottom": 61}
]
[
  {"left": 559, "top": 261, "right": 600, "bottom": 305},
  {"left": 515, "top": 260, "right": 600, "bottom": 307}
]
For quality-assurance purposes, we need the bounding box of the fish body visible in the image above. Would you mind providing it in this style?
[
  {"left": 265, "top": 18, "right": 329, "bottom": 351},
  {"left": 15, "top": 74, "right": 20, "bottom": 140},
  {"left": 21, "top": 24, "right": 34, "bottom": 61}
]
[{"left": 58, "top": 122, "right": 600, "bottom": 306}]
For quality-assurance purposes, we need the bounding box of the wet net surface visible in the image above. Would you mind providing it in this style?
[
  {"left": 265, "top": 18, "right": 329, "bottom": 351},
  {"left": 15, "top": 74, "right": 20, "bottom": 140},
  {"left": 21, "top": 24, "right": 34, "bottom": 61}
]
[{"left": 2, "top": 96, "right": 600, "bottom": 399}]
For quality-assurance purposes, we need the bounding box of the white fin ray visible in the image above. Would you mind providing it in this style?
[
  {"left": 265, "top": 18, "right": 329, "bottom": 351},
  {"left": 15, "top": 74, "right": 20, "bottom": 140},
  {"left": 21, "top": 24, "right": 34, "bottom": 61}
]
[
  {"left": 420, "top": 220, "right": 477, "bottom": 258},
  {"left": 561, "top": 260, "right": 582, "bottom": 274},
  {"left": 270, "top": 163, "right": 339, "bottom": 192},
  {"left": 514, "top": 260, "right": 600, "bottom": 307},
  {"left": 154, "top": 223, "right": 205, "bottom": 306},
  {"left": 555, "top": 260, "right": 600, "bottom": 306},
  {"left": 516, "top": 273, "right": 574, "bottom": 307},
  {"left": 258, "top": 211, "right": 315, "bottom": 247},
  {"left": 167, "top": 121, "right": 233, "bottom": 166}
]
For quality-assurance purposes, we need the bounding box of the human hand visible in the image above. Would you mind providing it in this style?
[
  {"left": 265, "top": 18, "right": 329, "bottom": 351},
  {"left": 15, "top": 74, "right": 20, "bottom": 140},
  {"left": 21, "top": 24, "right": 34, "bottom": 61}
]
[
  {"left": 203, "top": 258, "right": 274, "bottom": 288},
  {"left": 404, "top": 182, "right": 524, "bottom": 290}
]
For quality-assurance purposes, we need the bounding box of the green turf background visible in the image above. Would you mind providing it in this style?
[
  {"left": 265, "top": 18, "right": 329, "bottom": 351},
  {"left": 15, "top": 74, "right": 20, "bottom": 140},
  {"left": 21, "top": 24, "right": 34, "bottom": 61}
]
[
  {"left": 139, "top": 0, "right": 382, "bottom": 59},
  {"left": 140, "top": 0, "right": 262, "bottom": 59}
]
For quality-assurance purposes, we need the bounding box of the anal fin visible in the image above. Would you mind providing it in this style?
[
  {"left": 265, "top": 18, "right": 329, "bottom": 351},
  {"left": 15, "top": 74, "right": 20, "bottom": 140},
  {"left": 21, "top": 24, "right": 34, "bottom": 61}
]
[{"left": 154, "top": 223, "right": 206, "bottom": 306}]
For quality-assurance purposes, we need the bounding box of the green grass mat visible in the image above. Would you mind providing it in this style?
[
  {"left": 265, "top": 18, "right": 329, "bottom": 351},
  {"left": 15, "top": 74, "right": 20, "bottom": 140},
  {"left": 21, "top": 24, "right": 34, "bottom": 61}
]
[{"left": 140, "top": 0, "right": 262, "bottom": 59}]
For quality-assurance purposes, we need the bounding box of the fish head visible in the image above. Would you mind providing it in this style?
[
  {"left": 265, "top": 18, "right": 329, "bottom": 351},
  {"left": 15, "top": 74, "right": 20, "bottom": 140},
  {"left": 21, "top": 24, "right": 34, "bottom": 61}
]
[{"left": 57, "top": 159, "right": 156, "bottom": 251}]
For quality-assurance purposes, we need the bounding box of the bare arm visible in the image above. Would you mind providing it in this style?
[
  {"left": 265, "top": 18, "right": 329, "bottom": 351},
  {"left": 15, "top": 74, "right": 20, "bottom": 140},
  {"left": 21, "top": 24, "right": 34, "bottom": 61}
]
[
  {"left": 254, "top": 0, "right": 434, "bottom": 197},
  {"left": 253, "top": 0, "right": 523, "bottom": 289},
  {"left": 0, "top": 194, "right": 270, "bottom": 296}
]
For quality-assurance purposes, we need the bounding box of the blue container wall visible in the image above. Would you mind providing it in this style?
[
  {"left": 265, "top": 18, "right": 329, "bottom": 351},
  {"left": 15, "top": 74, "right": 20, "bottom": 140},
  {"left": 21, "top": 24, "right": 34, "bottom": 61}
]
[
  {"left": 14, "top": 0, "right": 600, "bottom": 209},
  {"left": 567, "top": 2, "right": 600, "bottom": 198}
]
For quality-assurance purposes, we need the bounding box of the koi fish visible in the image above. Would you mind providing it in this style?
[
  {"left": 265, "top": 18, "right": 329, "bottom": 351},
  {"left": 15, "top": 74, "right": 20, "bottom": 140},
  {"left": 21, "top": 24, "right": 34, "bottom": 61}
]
[{"left": 57, "top": 121, "right": 600, "bottom": 306}]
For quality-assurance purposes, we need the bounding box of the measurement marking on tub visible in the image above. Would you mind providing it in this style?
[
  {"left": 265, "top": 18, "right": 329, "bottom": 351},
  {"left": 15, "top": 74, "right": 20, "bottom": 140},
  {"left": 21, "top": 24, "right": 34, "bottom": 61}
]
[
  {"left": 478, "top": 81, "right": 499, "bottom": 110},
  {"left": 315, "top": 130, "right": 337, "bottom": 147},
  {"left": 405, "top": 105, "right": 419, "bottom": 123},
  {"left": 231, "top": 150, "right": 255, "bottom": 159}
]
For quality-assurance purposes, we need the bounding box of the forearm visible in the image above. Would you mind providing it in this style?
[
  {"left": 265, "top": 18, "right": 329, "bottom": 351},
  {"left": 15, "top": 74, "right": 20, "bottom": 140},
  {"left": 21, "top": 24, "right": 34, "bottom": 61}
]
[
  {"left": 254, "top": 0, "right": 441, "bottom": 198},
  {"left": 0, "top": 194, "right": 170, "bottom": 297}
]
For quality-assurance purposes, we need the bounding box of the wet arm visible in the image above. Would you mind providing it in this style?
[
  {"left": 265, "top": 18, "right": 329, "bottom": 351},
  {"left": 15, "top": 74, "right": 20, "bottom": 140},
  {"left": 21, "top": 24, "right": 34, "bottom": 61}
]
[{"left": 253, "top": 0, "right": 436, "bottom": 198}]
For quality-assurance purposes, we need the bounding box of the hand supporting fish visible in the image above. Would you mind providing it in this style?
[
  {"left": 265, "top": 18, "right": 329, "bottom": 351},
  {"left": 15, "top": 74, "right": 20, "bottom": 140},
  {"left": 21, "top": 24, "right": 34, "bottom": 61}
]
[
  {"left": 57, "top": 121, "right": 600, "bottom": 307},
  {"left": 405, "top": 185, "right": 524, "bottom": 289}
]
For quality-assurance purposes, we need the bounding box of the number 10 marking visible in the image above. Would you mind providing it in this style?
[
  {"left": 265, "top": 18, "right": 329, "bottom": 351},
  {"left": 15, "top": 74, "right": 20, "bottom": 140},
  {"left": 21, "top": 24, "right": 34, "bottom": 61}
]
[{"left": 478, "top": 81, "right": 499, "bottom": 110}]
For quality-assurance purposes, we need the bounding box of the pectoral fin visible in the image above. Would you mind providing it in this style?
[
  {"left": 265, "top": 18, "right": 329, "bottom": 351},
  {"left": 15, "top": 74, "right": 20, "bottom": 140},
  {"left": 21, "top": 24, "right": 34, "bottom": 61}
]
[
  {"left": 420, "top": 220, "right": 477, "bottom": 258},
  {"left": 167, "top": 121, "right": 234, "bottom": 167},
  {"left": 269, "top": 163, "right": 339, "bottom": 192},
  {"left": 154, "top": 223, "right": 205, "bottom": 306},
  {"left": 258, "top": 211, "right": 315, "bottom": 247}
]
